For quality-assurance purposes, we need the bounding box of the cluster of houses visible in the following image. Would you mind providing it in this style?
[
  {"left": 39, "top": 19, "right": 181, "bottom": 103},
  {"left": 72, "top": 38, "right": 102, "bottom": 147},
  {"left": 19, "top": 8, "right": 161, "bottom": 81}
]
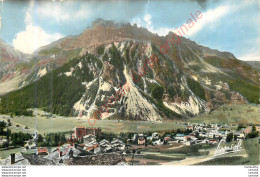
[
  {"left": 127, "top": 123, "right": 257, "bottom": 147},
  {"left": 66, "top": 123, "right": 252, "bottom": 155},
  {"left": 1, "top": 122, "right": 259, "bottom": 165},
  {"left": 27, "top": 122, "right": 258, "bottom": 156},
  {"left": 174, "top": 123, "right": 259, "bottom": 145},
  {"left": 70, "top": 127, "right": 126, "bottom": 154}
]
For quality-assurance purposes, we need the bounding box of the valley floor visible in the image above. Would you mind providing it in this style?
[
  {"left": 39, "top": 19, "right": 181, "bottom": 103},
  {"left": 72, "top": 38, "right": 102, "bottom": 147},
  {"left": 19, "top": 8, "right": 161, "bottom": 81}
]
[
  {"left": 0, "top": 115, "right": 186, "bottom": 134},
  {"left": 0, "top": 104, "right": 258, "bottom": 135}
]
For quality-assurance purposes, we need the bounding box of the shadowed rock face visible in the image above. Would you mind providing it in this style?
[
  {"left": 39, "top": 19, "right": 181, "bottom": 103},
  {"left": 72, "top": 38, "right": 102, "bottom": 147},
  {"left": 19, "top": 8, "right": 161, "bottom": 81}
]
[{"left": 65, "top": 153, "right": 126, "bottom": 165}]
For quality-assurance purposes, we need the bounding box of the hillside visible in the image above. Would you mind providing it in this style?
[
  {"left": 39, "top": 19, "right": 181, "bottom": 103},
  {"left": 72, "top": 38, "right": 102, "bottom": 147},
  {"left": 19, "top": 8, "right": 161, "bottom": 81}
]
[
  {"left": 191, "top": 104, "right": 259, "bottom": 124},
  {"left": 0, "top": 20, "right": 258, "bottom": 121},
  {"left": 244, "top": 61, "right": 260, "bottom": 71},
  {"left": 0, "top": 39, "right": 32, "bottom": 95}
]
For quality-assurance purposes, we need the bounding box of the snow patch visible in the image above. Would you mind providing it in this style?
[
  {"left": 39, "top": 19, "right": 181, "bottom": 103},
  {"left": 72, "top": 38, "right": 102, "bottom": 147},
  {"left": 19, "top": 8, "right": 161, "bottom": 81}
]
[
  {"left": 78, "top": 62, "right": 82, "bottom": 69},
  {"left": 145, "top": 43, "right": 152, "bottom": 57},
  {"left": 146, "top": 78, "right": 160, "bottom": 85},
  {"left": 203, "top": 77, "right": 211, "bottom": 85},
  {"left": 164, "top": 95, "right": 205, "bottom": 116},
  {"left": 73, "top": 98, "right": 87, "bottom": 113},
  {"left": 64, "top": 67, "right": 74, "bottom": 77},
  {"left": 100, "top": 79, "right": 112, "bottom": 92},
  {"left": 37, "top": 68, "right": 47, "bottom": 77},
  {"left": 191, "top": 75, "right": 198, "bottom": 81},
  {"left": 123, "top": 66, "right": 162, "bottom": 121},
  {"left": 215, "top": 84, "right": 222, "bottom": 90}
]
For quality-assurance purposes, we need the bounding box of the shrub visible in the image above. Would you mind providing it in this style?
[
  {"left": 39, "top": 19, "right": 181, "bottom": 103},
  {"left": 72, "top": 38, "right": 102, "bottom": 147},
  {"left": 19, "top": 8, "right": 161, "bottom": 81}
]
[
  {"left": 97, "top": 45, "right": 105, "bottom": 56},
  {"left": 226, "top": 133, "right": 233, "bottom": 142},
  {"left": 246, "top": 132, "right": 259, "bottom": 139},
  {"left": 151, "top": 86, "right": 164, "bottom": 100},
  {"left": 186, "top": 77, "right": 206, "bottom": 100}
]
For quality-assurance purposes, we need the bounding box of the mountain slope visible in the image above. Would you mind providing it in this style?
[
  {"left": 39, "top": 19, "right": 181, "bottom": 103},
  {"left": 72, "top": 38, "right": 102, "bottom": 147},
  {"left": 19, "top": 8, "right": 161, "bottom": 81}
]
[
  {"left": 0, "top": 20, "right": 258, "bottom": 121},
  {"left": 0, "top": 39, "right": 32, "bottom": 95},
  {"left": 244, "top": 61, "right": 260, "bottom": 71}
]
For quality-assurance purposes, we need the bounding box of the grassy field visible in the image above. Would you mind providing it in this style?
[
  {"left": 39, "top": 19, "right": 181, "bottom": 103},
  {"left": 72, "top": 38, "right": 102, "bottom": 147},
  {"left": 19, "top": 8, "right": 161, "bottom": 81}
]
[
  {"left": 191, "top": 104, "right": 259, "bottom": 124},
  {"left": 0, "top": 148, "right": 22, "bottom": 159},
  {"left": 195, "top": 138, "right": 259, "bottom": 165},
  {"left": 142, "top": 152, "right": 186, "bottom": 161},
  {"left": 0, "top": 116, "right": 186, "bottom": 134},
  {"left": 196, "top": 156, "right": 250, "bottom": 165},
  {"left": 242, "top": 138, "right": 259, "bottom": 165},
  {"left": 0, "top": 104, "right": 258, "bottom": 135}
]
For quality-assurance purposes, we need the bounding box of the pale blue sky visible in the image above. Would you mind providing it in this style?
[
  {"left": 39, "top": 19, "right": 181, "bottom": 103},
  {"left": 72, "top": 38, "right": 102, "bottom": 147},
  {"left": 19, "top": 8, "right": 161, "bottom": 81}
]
[{"left": 0, "top": 0, "right": 259, "bottom": 61}]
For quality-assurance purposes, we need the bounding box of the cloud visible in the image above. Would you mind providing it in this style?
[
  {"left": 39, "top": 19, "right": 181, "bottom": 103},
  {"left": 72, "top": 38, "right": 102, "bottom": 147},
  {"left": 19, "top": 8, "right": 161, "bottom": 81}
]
[
  {"left": 169, "top": 1, "right": 254, "bottom": 37},
  {"left": 37, "top": 4, "right": 71, "bottom": 21},
  {"left": 131, "top": 5, "right": 231, "bottom": 37},
  {"left": 36, "top": 2, "right": 92, "bottom": 22},
  {"left": 13, "top": 25, "right": 63, "bottom": 54},
  {"left": 239, "top": 53, "right": 260, "bottom": 61},
  {"left": 12, "top": 1, "right": 64, "bottom": 54},
  {"left": 131, "top": 14, "right": 177, "bottom": 36},
  {"left": 238, "top": 39, "right": 260, "bottom": 61},
  {"left": 185, "top": 5, "right": 230, "bottom": 37}
]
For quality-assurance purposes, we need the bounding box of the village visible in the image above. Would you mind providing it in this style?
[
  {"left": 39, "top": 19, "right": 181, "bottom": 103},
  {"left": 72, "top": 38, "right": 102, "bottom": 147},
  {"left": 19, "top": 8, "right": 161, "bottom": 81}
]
[{"left": 0, "top": 120, "right": 259, "bottom": 165}]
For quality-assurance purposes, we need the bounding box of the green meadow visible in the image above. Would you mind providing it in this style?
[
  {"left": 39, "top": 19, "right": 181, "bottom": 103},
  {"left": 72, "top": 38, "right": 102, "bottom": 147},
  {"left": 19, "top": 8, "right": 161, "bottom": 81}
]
[{"left": 191, "top": 104, "right": 259, "bottom": 124}]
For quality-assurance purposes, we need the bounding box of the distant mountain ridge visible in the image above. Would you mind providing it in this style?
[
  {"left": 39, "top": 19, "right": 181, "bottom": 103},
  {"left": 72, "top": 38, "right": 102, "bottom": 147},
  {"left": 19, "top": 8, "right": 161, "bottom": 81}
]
[
  {"left": 244, "top": 61, "right": 260, "bottom": 71},
  {"left": 0, "top": 20, "right": 258, "bottom": 121},
  {"left": 0, "top": 39, "right": 33, "bottom": 95}
]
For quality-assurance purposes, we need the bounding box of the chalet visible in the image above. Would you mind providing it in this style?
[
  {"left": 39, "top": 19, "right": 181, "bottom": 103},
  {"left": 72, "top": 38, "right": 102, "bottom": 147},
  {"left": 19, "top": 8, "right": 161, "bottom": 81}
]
[
  {"left": 78, "top": 143, "right": 86, "bottom": 150},
  {"left": 147, "top": 132, "right": 159, "bottom": 141},
  {"left": 85, "top": 144, "right": 99, "bottom": 153},
  {"left": 236, "top": 133, "right": 245, "bottom": 139},
  {"left": 164, "top": 136, "right": 171, "bottom": 142},
  {"left": 25, "top": 142, "right": 37, "bottom": 149},
  {"left": 218, "top": 131, "right": 226, "bottom": 135},
  {"left": 74, "top": 127, "right": 86, "bottom": 139},
  {"left": 152, "top": 139, "right": 163, "bottom": 145},
  {"left": 209, "top": 140, "right": 218, "bottom": 144},
  {"left": 99, "top": 139, "right": 112, "bottom": 152},
  {"left": 184, "top": 136, "right": 191, "bottom": 141},
  {"left": 185, "top": 141, "right": 195, "bottom": 146},
  {"left": 189, "top": 135, "right": 197, "bottom": 140},
  {"left": 74, "top": 127, "right": 102, "bottom": 139},
  {"left": 138, "top": 134, "right": 146, "bottom": 145},
  {"left": 243, "top": 126, "right": 252, "bottom": 135},
  {"left": 132, "top": 134, "right": 138, "bottom": 142},
  {"left": 111, "top": 138, "right": 125, "bottom": 151},
  {"left": 199, "top": 132, "right": 207, "bottom": 137},
  {"left": 83, "top": 134, "right": 97, "bottom": 145},
  {"left": 86, "top": 127, "right": 102, "bottom": 136},
  {"left": 175, "top": 134, "right": 185, "bottom": 140},
  {"left": 211, "top": 123, "right": 218, "bottom": 128},
  {"left": 187, "top": 126, "right": 193, "bottom": 130},
  {"left": 37, "top": 147, "right": 48, "bottom": 155},
  {"left": 152, "top": 132, "right": 159, "bottom": 140}
]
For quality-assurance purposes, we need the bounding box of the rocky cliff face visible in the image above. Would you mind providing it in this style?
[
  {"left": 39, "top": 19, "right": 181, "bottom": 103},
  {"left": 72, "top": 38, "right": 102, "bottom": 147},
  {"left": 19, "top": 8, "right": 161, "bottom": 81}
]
[{"left": 0, "top": 20, "right": 258, "bottom": 121}]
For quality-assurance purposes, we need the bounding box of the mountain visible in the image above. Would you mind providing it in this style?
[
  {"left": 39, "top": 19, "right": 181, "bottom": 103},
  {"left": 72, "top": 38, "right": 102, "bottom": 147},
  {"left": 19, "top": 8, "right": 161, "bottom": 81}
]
[
  {"left": 244, "top": 61, "right": 260, "bottom": 71},
  {"left": 0, "top": 20, "right": 258, "bottom": 121},
  {"left": 0, "top": 36, "right": 84, "bottom": 96},
  {"left": 0, "top": 39, "right": 32, "bottom": 95}
]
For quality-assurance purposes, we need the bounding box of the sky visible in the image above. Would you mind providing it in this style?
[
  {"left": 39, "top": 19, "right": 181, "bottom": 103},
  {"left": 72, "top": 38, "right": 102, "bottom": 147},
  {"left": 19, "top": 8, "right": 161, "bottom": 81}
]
[{"left": 0, "top": 0, "right": 259, "bottom": 61}]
